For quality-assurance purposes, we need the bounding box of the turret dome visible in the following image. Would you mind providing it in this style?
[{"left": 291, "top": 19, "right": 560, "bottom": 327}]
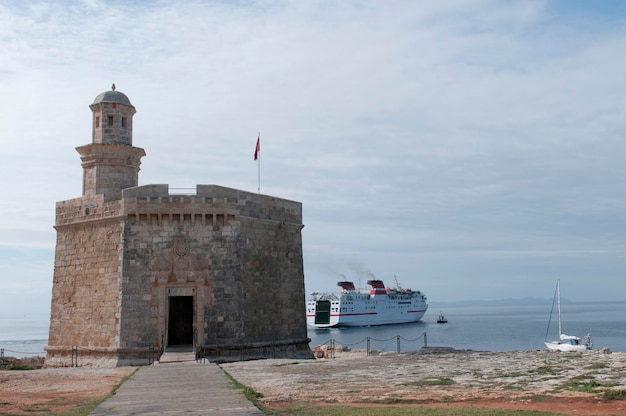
[{"left": 92, "top": 83, "right": 133, "bottom": 107}]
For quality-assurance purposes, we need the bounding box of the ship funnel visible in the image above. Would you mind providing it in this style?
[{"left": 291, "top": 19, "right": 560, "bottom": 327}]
[
  {"left": 367, "top": 280, "right": 387, "bottom": 296},
  {"left": 337, "top": 281, "right": 356, "bottom": 291}
]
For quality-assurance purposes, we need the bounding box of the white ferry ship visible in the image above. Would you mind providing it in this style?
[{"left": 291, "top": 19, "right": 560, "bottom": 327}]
[{"left": 306, "top": 279, "right": 428, "bottom": 328}]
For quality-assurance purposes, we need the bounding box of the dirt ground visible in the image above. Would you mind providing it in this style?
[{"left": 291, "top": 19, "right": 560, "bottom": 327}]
[
  {"left": 0, "top": 366, "right": 136, "bottom": 415},
  {"left": 1, "top": 348, "right": 625, "bottom": 415}
]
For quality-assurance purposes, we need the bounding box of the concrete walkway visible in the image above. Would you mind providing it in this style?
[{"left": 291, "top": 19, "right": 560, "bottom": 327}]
[{"left": 91, "top": 359, "right": 265, "bottom": 415}]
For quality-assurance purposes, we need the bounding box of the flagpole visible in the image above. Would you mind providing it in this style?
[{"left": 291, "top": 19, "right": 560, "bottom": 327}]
[{"left": 257, "top": 132, "right": 261, "bottom": 193}]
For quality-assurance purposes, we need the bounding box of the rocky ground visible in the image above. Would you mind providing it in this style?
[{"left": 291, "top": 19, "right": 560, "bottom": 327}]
[
  {"left": 222, "top": 347, "right": 626, "bottom": 415},
  {"left": 1, "top": 348, "right": 625, "bottom": 415}
]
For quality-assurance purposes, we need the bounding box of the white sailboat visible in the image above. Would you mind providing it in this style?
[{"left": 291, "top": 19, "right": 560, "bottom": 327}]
[{"left": 544, "top": 279, "right": 592, "bottom": 352}]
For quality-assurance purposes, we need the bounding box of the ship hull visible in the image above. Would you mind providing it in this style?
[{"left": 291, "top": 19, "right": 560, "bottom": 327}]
[
  {"left": 306, "top": 309, "right": 427, "bottom": 328},
  {"left": 306, "top": 280, "right": 428, "bottom": 328},
  {"left": 544, "top": 341, "right": 591, "bottom": 352}
]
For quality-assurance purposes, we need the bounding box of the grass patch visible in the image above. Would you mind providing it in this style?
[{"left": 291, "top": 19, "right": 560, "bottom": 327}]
[
  {"left": 503, "top": 383, "right": 528, "bottom": 391},
  {"left": 498, "top": 372, "right": 525, "bottom": 378},
  {"left": 564, "top": 380, "right": 603, "bottom": 393},
  {"left": 271, "top": 361, "right": 300, "bottom": 367},
  {"left": 561, "top": 354, "right": 583, "bottom": 360},
  {"left": 604, "top": 389, "right": 626, "bottom": 400},
  {"left": 399, "top": 377, "right": 454, "bottom": 387},
  {"left": 563, "top": 376, "right": 626, "bottom": 400},
  {"left": 46, "top": 397, "right": 109, "bottom": 416},
  {"left": 382, "top": 397, "right": 413, "bottom": 404},
  {"left": 8, "top": 365, "right": 33, "bottom": 370},
  {"left": 223, "top": 369, "right": 267, "bottom": 412},
  {"left": 532, "top": 365, "right": 559, "bottom": 376},
  {"left": 585, "top": 362, "right": 607, "bottom": 370},
  {"left": 271, "top": 403, "right": 568, "bottom": 415}
]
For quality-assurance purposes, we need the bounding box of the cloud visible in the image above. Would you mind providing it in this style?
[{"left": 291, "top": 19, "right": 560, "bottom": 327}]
[{"left": 1, "top": 0, "right": 626, "bottom": 313}]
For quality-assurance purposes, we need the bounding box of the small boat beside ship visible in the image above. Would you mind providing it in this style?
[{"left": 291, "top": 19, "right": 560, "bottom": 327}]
[
  {"left": 436, "top": 311, "right": 448, "bottom": 324},
  {"left": 306, "top": 278, "right": 428, "bottom": 328}
]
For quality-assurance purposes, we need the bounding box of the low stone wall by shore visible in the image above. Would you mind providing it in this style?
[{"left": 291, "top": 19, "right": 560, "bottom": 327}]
[{"left": 0, "top": 356, "right": 45, "bottom": 370}]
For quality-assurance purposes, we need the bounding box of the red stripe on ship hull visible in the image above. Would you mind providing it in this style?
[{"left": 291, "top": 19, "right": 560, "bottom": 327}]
[
  {"left": 308, "top": 310, "right": 424, "bottom": 317},
  {"left": 331, "top": 312, "right": 378, "bottom": 317}
]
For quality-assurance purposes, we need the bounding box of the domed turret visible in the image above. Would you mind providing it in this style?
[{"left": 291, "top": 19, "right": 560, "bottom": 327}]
[
  {"left": 89, "top": 83, "right": 136, "bottom": 146},
  {"left": 92, "top": 83, "right": 134, "bottom": 107}
]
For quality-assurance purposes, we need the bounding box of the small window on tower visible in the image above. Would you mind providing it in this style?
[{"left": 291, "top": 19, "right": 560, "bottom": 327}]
[
  {"left": 95, "top": 116, "right": 100, "bottom": 128},
  {"left": 108, "top": 116, "right": 114, "bottom": 126},
  {"left": 122, "top": 117, "right": 127, "bottom": 128}
]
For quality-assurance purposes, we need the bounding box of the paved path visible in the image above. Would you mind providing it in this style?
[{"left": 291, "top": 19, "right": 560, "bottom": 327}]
[{"left": 91, "top": 360, "right": 264, "bottom": 415}]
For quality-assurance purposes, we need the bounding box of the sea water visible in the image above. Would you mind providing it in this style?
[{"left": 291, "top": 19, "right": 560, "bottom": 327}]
[
  {"left": 0, "top": 314, "right": 49, "bottom": 359},
  {"left": 2, "top": 302, "right": 625, "bottom": 359},
  {"left": 307, "top": 301, "right": 626, "bottom": 354}
]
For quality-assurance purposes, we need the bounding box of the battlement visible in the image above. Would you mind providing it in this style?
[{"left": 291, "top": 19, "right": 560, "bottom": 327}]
[
  {"left": 56, "top": 184, "right": 302, "bottom": 229},
  {"left": 124, "top": 184, "right": 301, "bottom": 224},
  {"left": 55, "top": 195, "right": 123, "bottom": 227}
]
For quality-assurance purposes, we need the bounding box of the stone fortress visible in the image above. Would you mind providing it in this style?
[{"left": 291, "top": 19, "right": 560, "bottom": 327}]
[{"left": 45, "top": 85, "right": 312, "bottom": 366}]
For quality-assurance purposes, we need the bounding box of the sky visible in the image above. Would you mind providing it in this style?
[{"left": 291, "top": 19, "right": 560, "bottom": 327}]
[{"left": 1, "top": 0, "right": 626, "bottom": 316}]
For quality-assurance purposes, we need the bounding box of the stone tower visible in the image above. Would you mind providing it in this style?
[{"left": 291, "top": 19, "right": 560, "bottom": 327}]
[
  {"left": 46, "top": 86, "right": 312, "bottom": 366},
  {"left": 77, "top": 83, "right": 145, "bottom": 201}
]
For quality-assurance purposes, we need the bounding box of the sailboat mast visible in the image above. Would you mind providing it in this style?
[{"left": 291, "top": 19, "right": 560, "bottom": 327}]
[{"left": 557, "top": 279, "right": 562, "bottom": 336}]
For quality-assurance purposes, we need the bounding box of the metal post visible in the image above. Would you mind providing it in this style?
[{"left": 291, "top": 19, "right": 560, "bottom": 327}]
[
  {"left": 423, "top": 332, "right": 428, "bottom": 348},
  {"left": 367, "top": 337, "right": 371, "bottom": 356},
  {"left": 397, "top": 335, "right": 401, "bottom": 353},
  {"left": 71, "top": 346, "right": 77, "bottom": 367},
  {"left": 148, "top": 345, "right": 154, "bottom": 365}
]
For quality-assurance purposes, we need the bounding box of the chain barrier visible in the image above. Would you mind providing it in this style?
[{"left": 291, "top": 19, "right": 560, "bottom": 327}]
[
  {"left": 0, "top": 348, "right": 44, "bottom": 356},
  {"left": 3, "top": 348, "right": 46, "bottom": 355},
  {"left": 0, "top": 347, "right": 44, "bottom": 369},
  {"left": 313, "top": 332, "right": 427, "bottom": 358}
]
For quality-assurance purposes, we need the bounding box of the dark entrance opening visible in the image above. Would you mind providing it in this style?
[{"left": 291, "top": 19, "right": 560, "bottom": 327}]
[{"left": 168, "top": 296, "right": 194, "bottom": 346}]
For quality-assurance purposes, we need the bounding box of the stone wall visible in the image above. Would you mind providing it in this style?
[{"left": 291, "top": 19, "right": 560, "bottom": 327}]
[
  {"left": 46, "top": 217, "right": 124, "bottom": 367},
  {"left": 47, "top": 184, "right": 312, "bottom": 367},
  {"left": 120, "top": 184, "right": 311, "bottom": 363}
]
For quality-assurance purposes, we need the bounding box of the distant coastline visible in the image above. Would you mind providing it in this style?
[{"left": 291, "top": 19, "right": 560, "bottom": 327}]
[{"left": 431, "top": 296, "right": 582, "bottom": 306}]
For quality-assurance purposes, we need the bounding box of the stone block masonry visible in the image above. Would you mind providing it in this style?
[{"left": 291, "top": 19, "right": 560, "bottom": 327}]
[
  {"left": 47, "top": 184, "right": 313, "bottom": 366},
  {"left": 46, "top": 87, "right": 312, "bottom": 367}
]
